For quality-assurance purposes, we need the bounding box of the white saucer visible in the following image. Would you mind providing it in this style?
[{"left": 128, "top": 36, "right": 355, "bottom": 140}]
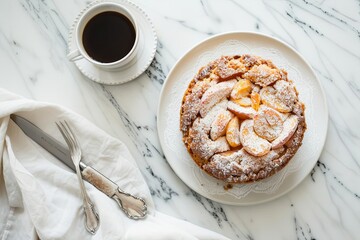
[{"left": 67, "top": 0, "right": 157, "bottom": 85}]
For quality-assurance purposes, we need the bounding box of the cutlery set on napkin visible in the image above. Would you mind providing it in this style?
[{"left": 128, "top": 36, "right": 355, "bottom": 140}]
[
  {"left": 11, "top": 115, "right": 147, "bottom": 226},
  {"left": 0, "top": 89, "right": 229, "bottom": 239}
]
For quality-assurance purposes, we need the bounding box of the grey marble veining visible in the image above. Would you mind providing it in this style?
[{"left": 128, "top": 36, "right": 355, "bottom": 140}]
[{"left": 1, "top": 0, "right": 360, "bottom": 239}]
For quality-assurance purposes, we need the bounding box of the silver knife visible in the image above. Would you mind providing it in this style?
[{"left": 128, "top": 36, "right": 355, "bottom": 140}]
[{"left": 10, "top": 114, "right": 147, "bottom": 220}]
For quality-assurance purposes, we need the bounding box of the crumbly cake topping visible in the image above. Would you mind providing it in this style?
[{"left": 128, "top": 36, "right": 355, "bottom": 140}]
[
  {"left": 243, "top": 64, "right": 282, "bottom": 87},
  {"left": 180, "top": 54, "right": 306, "bottom": 183}
]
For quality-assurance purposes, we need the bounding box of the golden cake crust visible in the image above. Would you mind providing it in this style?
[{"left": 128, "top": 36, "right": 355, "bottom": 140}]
[{"left": 180, "top": 54, "right": 307, "bottom": 184}]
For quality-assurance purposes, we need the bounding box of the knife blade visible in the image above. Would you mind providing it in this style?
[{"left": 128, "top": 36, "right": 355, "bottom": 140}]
[{"left": 10, "top": 114, "right": 147, "bottom": 220}]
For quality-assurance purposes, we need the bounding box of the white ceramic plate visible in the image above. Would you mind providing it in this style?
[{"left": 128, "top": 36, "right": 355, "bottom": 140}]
[
  {"left": 67, "top": 0, "right": 157, "bottom": 85},
  {"left": 157, "top": 32, "right": 328, "bottom": 205}
]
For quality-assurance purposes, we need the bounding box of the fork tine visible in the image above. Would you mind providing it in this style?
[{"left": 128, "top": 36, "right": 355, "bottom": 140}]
[
  {"left": 63, "top": 121, "right": 81, "bottom": 160},
  {"left": 56, "top": 122, "right": 73, "bottom": 152},
  {"left": 64, "top": 121, "right": 80, "bottom": 150},
  {"left": 57, "top": 120, "right": 81, "bottom": 160}
]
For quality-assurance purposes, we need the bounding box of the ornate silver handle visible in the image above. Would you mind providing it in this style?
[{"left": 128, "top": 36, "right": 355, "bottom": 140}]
[
  {"left": 80, "top": 164, "right": 147, "bottom": 219},
  {"left": 82, "top": 198, "right": 100, "bottom": 234},
  {"left": 112, "top": 188, "right": 147, "bottom": 219}
]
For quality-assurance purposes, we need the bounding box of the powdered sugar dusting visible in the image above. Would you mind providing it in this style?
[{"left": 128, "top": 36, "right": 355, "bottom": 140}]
[
  {"left": 228, "top": 101, "right": 257, "bottom": 119},
  {"left": 272, "top": 115, "right": 299, "bottom": 149},
  {"left": 200, "top": 79, "right": 236, "bottom": 117},
  {"left": 239, "top": 119, "right": 272, "bottom": 157},
  {"left": 274, "top": 80, "right": 297, "bottom": 111},
  {"left": 253, "top": 106, "right": 283, "bottom": 141},
  {"left": 210, "top": 110, "right": 234, "bottom": 140},
  {"left": 204, "top": 147, "right": 285, "bottom": 183},
  {"left": 180, "top": 81, "right": 210, "bottom": 132},
  {"left": 243, "top": 64, "right": 281, "bottom": 87},
  {"left": 189, "top": 116, "right": 230, "bottom": 160}
]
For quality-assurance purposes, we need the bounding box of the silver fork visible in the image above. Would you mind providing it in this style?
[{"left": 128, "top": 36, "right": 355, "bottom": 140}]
[{"left": 56, "top": 121, "right": 100, "bottom": 234}]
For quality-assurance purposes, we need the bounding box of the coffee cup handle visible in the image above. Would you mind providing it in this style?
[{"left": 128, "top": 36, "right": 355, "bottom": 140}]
[{"left": 67, "top": 49, "right": 83, "bottom": 61}]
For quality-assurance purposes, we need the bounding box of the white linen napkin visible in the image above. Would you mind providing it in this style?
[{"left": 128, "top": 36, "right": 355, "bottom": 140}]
[{"left": 0, "top": 89, "right": 229, "bottom": 240}]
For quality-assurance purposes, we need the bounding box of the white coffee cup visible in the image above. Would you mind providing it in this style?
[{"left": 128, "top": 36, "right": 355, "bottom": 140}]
[{"left": 67, "top": 2, "right": 139, "bottom": 70}]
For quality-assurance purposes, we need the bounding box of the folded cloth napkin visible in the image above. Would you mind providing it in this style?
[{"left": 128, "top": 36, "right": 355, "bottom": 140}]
[{"left": 0, "top": 89, "right": 229, "bottom": 240}]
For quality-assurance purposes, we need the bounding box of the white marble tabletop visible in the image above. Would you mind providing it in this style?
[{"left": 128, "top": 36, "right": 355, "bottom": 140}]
[{"left": 1, "top": 0, "right": 359, "bottom": 239}]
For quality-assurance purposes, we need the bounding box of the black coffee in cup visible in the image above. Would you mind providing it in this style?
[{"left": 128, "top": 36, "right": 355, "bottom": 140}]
[{"left": 82, "top": 11, "right": 136, "bottom": 63}]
